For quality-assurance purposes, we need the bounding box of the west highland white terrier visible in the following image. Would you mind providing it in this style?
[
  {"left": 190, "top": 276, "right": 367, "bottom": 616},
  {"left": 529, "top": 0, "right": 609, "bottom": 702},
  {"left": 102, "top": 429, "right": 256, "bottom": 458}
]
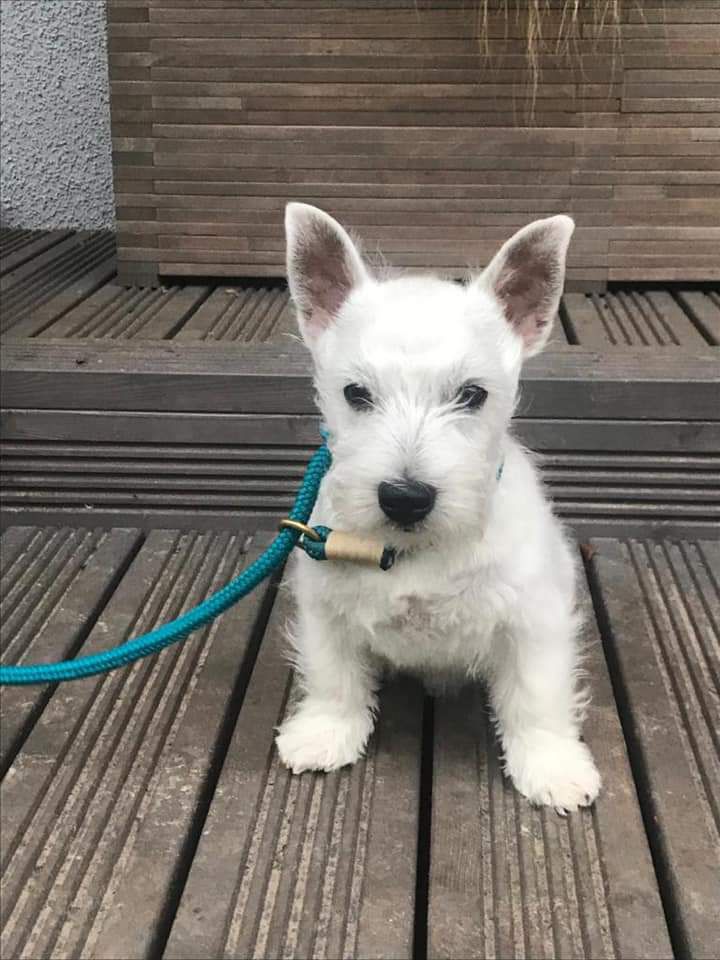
[{"left": 276, "top": 203, "right": 600, "bottom": 812}]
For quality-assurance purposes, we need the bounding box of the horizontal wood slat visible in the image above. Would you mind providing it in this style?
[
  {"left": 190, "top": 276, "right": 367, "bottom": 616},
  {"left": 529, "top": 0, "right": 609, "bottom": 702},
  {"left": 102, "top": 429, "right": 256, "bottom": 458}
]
[
  {"left": 1, "top": 437, "right": 718, "bottom": 538},
  {"left": 1, "top": 229, "right": 717, "bottom": 541},
  {"left": 3, "top": 340, "right": 718, "bottom": 418},
  {"left": 5, "top": 410, "right": 719, "bottom": 453},
  {"left": 107, "top": 0, "right": 720, "bottom": 285}
]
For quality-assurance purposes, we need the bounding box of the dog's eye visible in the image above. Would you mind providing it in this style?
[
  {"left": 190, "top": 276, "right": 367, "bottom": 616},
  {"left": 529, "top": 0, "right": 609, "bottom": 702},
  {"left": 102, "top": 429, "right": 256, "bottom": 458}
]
[
  {"left": 456, "top": 384, "right": 488, "bottom": 410},
  {"left": 344, "top": 383, "right": 373, "bottom": 411}
]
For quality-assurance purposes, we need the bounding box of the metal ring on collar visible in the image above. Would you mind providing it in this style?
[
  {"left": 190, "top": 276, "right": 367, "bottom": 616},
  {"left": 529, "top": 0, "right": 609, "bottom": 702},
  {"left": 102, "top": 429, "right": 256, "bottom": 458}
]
[{"left": 278, "top": 519, "right": 323, "bottom": 541}]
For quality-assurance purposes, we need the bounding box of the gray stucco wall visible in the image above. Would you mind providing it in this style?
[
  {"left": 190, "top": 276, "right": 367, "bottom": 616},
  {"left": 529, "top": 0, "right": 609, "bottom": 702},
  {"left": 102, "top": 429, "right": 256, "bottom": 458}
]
[{"left": 0, "top": 0, "right": 114, "bottom": 230}]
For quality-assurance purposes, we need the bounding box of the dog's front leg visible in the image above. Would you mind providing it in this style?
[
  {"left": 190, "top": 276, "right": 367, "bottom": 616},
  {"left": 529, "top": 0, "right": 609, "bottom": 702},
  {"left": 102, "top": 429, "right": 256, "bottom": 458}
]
[
  {"left": 488, "top": 605, "right": 600, "bottom": 812},
  {"left": 276, "top": 603, "right": 377, "bottom": 774}
]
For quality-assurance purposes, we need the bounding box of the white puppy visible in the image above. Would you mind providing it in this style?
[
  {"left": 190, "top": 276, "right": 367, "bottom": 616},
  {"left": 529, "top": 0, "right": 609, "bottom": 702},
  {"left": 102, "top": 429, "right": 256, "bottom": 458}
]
[{"left": 276, "top": 203, "right": 600, "bottom": 811}]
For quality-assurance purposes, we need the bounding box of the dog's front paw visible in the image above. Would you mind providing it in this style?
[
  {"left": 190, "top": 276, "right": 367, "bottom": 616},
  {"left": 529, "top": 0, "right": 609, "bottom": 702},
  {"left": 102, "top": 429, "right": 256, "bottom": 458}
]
[
  {"left": 503, "top": 730, "right": 601, "bottom": 813},
  {"left": 276, "top": 703, "right": 374, "bottom": 774}
]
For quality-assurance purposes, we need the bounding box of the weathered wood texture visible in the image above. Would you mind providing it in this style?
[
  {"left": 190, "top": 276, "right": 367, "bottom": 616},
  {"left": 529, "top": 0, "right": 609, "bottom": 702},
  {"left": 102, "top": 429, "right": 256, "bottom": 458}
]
[
  {"left": 563, "top": 290, "right": 717, "bottom": 349},
  {"left": 1, "top": 437, "right": 718, "bottom": 537},
  {"left": 1, "top": 291, "right": 718, "bottom": 535},
  {"left": 0, "top": 526, "right": 142, "bottom": 773},
  {"left": 3, "top": 527, "right": 703, "bottom": 959},
  {"left": 0, "top": 232, "right": 116, "bottom": 336},
  {"left": 588, "top": 537, "right": 720, "bottom": 959},
  {"left": 107, "top": 0, "right": 720, "bottom": 286},
  {"left": 3, "top": 230, "right": 717, "bottom": 351},
  {"left": 428, "top": 578, "right": 673, "bottom": 959},
  {"left": 3, "top": 340, "right": 718, "bottom": 418},
  {"left": 164, "top": 596, "right": 423, "bottom": 960},
  {"left": 0, "top": 527, "right": 277, "bottom": 960},
  {"left": 1, "top": 230, "right": 718, "bottom": 537}
]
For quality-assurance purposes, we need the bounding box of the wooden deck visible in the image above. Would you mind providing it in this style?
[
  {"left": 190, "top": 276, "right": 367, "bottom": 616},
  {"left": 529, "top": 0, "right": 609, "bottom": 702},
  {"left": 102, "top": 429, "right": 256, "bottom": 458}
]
[
  {"left": 2, "top": 230, "right": 719, "bottom": 347},
  {"left": 1, "top": 228, "right": 719, "bottom": 959},
  {"left": 2, "top": 230, "right": 719, "bottom": 539},
  {"left": 1, "top": 527, "right": 718, "bottom": 959}
]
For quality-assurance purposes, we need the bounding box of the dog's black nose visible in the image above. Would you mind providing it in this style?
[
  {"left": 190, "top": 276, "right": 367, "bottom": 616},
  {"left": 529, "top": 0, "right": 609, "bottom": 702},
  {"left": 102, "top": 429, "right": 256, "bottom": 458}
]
[{"left": 378, "top": 479, "right": 436, "bottom": 527}]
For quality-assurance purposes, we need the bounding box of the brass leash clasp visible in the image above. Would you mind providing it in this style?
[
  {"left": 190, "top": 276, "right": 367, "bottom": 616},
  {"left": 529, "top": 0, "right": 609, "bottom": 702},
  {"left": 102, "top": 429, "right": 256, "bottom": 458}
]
[{"left": 278, "top": 519, "right": 323, "bottom": 542}]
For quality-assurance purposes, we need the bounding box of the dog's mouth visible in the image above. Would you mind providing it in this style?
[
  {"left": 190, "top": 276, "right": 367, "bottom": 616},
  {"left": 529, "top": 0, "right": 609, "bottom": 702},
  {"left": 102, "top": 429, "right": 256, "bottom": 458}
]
[
  {"left": 394, "top": 520, "right": 428, "bottom": 534},
  {"left": 381, "top": 516, "right": 438, "bottom": 552}
]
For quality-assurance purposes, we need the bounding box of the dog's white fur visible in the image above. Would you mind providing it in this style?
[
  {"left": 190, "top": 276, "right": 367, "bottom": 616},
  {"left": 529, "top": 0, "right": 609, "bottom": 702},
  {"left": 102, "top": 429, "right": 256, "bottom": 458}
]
[{"left": 276, "top": 203, "right": 600, "bottom": 811}]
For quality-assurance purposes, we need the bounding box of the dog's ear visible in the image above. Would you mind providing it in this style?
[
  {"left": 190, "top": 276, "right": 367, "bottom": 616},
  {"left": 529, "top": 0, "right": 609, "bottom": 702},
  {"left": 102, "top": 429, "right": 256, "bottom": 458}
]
[
  {"left": 285, "top": 202, "right": 369, "bottom": 343},
  {"left": 479, "top": 215, "right": 574, "bottom": 357}
]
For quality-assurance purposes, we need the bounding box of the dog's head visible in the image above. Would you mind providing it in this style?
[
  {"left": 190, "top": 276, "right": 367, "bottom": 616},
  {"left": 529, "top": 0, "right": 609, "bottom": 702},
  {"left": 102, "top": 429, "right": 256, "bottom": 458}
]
[{"left": 285, "top": 203, "right": 573, "bottom": 549}]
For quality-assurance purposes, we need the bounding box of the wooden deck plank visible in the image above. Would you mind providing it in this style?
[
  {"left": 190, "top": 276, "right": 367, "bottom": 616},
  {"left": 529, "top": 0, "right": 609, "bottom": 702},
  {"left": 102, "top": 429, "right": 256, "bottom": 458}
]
[
  {"left": 563, "top": 290, "right": 716, "bottom": 349},
  {"left": 588, "top": 537, "right": 720, "bottom": 959},
  {"left": 0, "top": 526, "right": 142, "bottom": 772},
  {"left": 3, "top": 508, "right": 718, "bottom": 543},
  {"left": 0, "top": 234, "right": 117, "bottom": 336},
  {"left": 164, "top": 591, "right": 424, "bottom": 960},
  {"left": 36, "top": 282, "right": 129, "bottom": 338},
  {"left": 0, "top": 230, "right": 36, "bottom": 260},
  {"left": 1, "top": 524, "right": 718, "bottom": 958},
  {"left": 676, "top": 289, "right": 720, "bottom": 345},
  {"left": 0, "top": 527, "right": 272, "bottom": 960},
  {"left": 172, "top": 284, "right": 293, "bottom": 342},
  {"left": 3, "top": 255, "right": 119, "bottom": 340},
  {"left": 1, "top": 412, "right": 718, "bottom": 537},
  {"left": 427, "top": 567, "right": 673, "bottom": 960},
  {"left": 547, "top": 310, "right": 571, "bottom": 347},
  {"left": 1, "top": 231, "right": 715, "bottom": 353},
  {"left": 133, "top": 284, "right": 210, "bottom": 338},
  {"left": 75, "top": 534, "right": 275, "bottom": 959},
  {"left": 5, "top": 452, "right": 718, "bottom": 485},
  {"left": 2, "top": 447, "right": 717, "bottom": 528},
  {"left": 562, "top": 293, "right": 611, "bottom": 347},
  {"left": 171, "top": 285, "right": 249, "bottom": 340},
  {"left": 0, "top": 233, "right": 114, "bottom": 312},
  {"left": 0, "top": 233, "right": 95, "bottom": 296},
  {"left": 2, "top": 340, "right": 718, "bottom": 420},
  {"left": 0, "top": 525, "right": 38, "bottom": 577},
  {"left": 5, "top": 409, "right": 718, "bottom": 453},
  {"left": 39, "top": 283, "right": 210, "bottom": 340},
  {"left": 644, "top": 290, "right": 711, "bottom": 348},
  {"left": 0, "top": 231, "right": 74, "bottom": 278}
]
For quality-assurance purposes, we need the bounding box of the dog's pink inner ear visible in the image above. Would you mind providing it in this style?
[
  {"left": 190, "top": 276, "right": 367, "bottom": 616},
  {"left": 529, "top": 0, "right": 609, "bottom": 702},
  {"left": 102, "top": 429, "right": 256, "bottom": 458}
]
[
  {"left": 294, "top": 221, "right": 355, "bottom": 334},
  {"left": 483, "top": 216, "right": 573, "bottom": 355},
  {"left": 494, "top": 233, "right": 559, "bottom": 344}
]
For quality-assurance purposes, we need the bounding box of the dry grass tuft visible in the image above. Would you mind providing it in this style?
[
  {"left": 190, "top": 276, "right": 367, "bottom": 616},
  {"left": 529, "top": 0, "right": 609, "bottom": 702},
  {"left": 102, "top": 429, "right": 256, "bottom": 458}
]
[{"left": 473, "top": 0, "right": 636, "bottom": 106}]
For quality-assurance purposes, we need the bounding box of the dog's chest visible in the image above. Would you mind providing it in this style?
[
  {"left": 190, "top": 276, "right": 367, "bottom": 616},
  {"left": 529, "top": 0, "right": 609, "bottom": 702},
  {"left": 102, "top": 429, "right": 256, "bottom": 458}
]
[
  {"left": 354, "top": 567, "right": 514, "bottom": 673},
  {"left": 383, "top": 592, "right": 440, "bottom": 636}
]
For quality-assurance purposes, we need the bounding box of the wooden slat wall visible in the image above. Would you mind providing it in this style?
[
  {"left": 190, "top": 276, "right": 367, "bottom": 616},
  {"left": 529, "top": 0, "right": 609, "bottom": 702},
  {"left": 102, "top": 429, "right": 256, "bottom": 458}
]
[{"left": 108, "top": 0, "right": 720, "bottom": 287}]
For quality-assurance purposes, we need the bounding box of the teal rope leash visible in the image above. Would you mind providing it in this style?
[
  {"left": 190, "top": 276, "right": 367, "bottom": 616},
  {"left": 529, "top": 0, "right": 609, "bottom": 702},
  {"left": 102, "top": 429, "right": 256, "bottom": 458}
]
[
  {"left": 1, "top": 440, "right": 500, "bottom": 687},
  {"left": 0, "top": 441, "right": 333, "bottom": 687}
]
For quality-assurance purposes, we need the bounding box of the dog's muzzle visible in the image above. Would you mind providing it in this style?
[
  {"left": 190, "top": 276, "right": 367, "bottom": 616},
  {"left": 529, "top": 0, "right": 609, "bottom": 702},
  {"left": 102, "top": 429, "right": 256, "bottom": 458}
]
[{"left": 378, "top": 478, "right": 436, "bottom": 527}]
